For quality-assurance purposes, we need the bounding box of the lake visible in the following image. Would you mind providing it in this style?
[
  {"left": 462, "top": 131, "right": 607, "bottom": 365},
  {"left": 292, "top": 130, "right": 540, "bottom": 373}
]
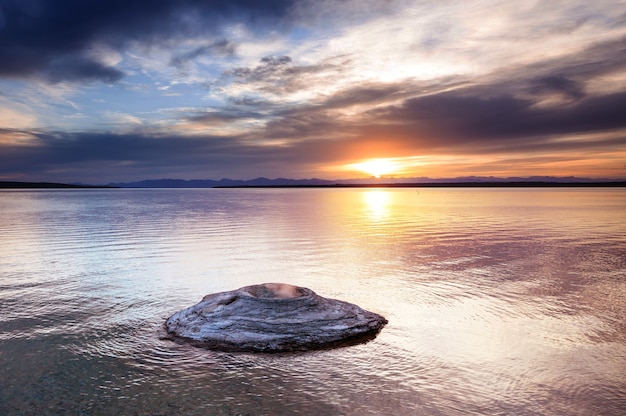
[{"left": 1, "top": 188, "right": 625, "bottom": 415}]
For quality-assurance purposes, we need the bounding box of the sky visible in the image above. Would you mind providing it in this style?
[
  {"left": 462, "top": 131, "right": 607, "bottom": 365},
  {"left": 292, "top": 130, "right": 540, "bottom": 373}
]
[{"left": 1, "top": 0, "right": 626, "bottom": 183}]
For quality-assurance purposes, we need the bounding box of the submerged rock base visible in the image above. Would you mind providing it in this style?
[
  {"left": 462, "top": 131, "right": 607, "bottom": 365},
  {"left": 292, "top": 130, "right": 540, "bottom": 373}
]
[{"left": 165, "top": 283, "right": 387, "bottom": 352}]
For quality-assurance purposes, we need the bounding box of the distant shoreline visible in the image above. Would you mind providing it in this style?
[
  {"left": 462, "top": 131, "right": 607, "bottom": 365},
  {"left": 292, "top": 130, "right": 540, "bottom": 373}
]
[
  {"left": 0, "top": 181, "right": 117, "bottom": 189},
  {"left": 2, "top": 180, "right": 625, "bottom": 189}
]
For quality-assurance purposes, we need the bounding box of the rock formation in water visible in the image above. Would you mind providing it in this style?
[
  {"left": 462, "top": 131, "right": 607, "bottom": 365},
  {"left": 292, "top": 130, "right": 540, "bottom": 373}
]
[{"left": 165, "top": 283, "right": 387, "bottom": 352}]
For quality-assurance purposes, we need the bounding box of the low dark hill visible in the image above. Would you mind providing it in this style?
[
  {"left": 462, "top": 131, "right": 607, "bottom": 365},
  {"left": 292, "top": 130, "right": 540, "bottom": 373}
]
[{"left": 0, "top": 181, "right": 116, "bottom": 189}]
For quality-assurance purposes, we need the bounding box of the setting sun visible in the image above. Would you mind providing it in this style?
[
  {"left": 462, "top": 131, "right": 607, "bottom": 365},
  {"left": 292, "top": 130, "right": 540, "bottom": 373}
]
[{"left": 353, "top": 159, "right": 398, "bottom": 178}]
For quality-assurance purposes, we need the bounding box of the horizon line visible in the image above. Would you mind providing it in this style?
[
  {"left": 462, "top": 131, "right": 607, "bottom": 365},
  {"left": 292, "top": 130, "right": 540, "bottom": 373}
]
[{"left": 2, "top": 178, "right": 626, "bottom": 189}]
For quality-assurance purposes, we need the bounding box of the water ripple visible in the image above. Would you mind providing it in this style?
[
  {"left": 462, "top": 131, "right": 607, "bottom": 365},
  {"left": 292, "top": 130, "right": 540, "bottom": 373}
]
[{"left": 1, "top": 188, "right": 625, "bottom": 415}]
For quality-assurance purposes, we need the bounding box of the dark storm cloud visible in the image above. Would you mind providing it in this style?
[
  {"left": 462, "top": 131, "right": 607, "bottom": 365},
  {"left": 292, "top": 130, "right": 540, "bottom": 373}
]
[
  {"left": 0, "top": 0, "right": 296, "bottom": 83},
  {"left": 502, "top": 36, "right": 626, "bottom": 93},
  {"left": 533, "top": 75, "right": 586, "bottom": 100},
  {"left": 0, "top": 128, "right": 290, "bottom": 179},
  {"left": 318, "top": 88, "right": 626, "bottom": 157},
  {"left": 45, "top": 56, "right": 124, "bottom": 83},
  {"left": 375, "top": 89, "right": 626, "bottom": 143}
]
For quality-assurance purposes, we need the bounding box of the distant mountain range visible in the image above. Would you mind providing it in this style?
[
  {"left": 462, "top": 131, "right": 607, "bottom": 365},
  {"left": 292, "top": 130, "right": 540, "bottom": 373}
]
[
  {"left": 107, "top": 176, "right": 626, "bottom": 188},
  {"left": 2, "top": 176, "right": 625, "bottom": 189},
  {"left": 108, "top": 177, "right": 333, "bottom": 188}
]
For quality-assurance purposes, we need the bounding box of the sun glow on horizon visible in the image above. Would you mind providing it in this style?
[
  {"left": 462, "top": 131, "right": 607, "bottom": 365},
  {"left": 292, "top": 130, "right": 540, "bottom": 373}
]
[{"left": 352, "top": 158, "right": 399, "bottom": 178}]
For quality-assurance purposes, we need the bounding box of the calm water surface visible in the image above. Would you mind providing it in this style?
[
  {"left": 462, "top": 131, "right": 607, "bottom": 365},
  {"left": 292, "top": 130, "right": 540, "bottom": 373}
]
[{"left": 1, "top": 188, "right": 625, "bottom": 415}]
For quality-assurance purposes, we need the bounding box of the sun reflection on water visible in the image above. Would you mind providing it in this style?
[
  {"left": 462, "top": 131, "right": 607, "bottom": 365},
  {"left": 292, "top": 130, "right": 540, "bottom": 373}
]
[{"left": 362, "top": 190, "right": 391, "bottom": 221}]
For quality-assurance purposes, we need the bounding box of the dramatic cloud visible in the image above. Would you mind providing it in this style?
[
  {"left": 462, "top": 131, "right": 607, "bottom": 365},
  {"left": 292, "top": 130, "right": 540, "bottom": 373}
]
[
  {"left": 0, "top": 0, "right": 295, "bottom": 83},
  {"left": 1, "top": 0, "right": 625, "bottom": 182},
  {"left": 370, "top": 90, "right": 626, "bottom": 143}
]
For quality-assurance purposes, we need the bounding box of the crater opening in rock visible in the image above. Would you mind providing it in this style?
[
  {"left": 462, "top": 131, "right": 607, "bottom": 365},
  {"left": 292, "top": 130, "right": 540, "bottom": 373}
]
[{"left": 243, "top": 283, "right": 305, "bottom": 299}]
